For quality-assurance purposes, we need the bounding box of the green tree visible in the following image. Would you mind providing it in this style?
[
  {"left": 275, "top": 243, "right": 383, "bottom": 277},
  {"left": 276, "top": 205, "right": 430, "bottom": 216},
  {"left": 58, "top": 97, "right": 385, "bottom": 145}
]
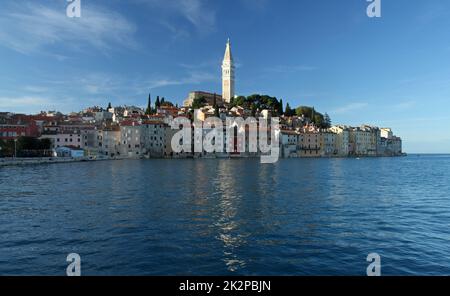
[
  {"left": 295, "top": 106, "right": 328, "bottom": 127},
  {"left": 192, "top": 96, "right": 207, "bottom": 109},
  {"left": 213, "top": 93, "right": 220, "bottom": 117},
  {"left": 251, "top": 104, "right": 257, "bottom": 117},
  {"left": 232, "top": 96, "right": 246, "bottom": 108},
  {"left": 155, "top": 96, "right": 161, "bottom": 110},
  {"left": 231, "top": 94, "right": 281, "bottom": 114},
  {"left": 160, "top": 100, "right": 174, "bottom": 107},
  {"left": 285, "top": 103, "right": 294, "bottom": 117},
  {"left": 279, "top": 99, "right": 284, "bottom": 115},
  {"left": 324, "top": 113, "right": 332, "bottom": 128},
  {"left": 1, "top": 137, "right": 52, "bottom": 158},
  {"left": 145, "top": 94, "right": 152, "bottom": 115}
]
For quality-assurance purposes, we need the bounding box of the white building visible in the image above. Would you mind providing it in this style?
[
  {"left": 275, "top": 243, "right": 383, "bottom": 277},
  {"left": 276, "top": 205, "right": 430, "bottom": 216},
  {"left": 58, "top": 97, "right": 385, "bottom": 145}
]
[
  {"left": 97, "top": 128, "right": 121, "bottom": 157},
  {"left": 329, "top": 125, "right": 350, "bottom": 156},
  {"left": 120, "top": 121, "right": 142, "bottom": 158},
  {"left": 321, "top": 131, "right": 337, "bottom": 156},
  {"left": 141, "top": 121, "right": 167, "bottom": 158},
  {"left": 281, "top": 130, "right": 299, "bottom": 158},
  {"left": 41, "top": 133, "right": 83, "bottom": 149}
]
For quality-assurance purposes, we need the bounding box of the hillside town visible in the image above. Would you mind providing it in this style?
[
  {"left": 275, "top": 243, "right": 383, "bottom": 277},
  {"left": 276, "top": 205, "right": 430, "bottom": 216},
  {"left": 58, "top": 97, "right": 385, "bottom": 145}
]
[{"left": 0, "top": 40, "right": 402, "bottom": 161}]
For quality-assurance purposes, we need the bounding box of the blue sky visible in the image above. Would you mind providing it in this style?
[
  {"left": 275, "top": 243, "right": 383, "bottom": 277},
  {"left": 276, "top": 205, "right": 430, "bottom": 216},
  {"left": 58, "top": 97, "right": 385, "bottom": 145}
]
[{"left": 0, "top": 0, "right": 449, "bottom": 153}]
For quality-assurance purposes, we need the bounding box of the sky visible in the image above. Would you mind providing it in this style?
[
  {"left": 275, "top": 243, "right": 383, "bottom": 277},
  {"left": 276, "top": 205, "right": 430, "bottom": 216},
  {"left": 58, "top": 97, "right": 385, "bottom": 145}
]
[{"left": 0, "top": 0, "right": 449, "bottom": 153}]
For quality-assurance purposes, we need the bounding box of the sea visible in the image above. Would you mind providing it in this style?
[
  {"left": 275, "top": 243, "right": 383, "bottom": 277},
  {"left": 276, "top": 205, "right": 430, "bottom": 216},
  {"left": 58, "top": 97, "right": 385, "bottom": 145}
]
[{"left": 1, "top": 155, "right": 450, "bottom": 275}]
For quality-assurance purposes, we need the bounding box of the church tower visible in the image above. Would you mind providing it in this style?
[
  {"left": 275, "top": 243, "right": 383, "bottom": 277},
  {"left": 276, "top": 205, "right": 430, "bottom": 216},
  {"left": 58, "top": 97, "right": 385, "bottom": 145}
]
[{"left": 222, "top": 38, "right": 235, "bottom": 104}]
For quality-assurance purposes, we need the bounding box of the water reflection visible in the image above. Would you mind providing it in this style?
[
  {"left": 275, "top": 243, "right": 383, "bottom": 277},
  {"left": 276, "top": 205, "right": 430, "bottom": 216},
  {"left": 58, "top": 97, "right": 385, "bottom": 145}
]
[
  {"left": 2, "top": 156, "right": 450, "bottom": 275},
  {"left": 214, "top": 161, "right": 247, "bottom": 272}
]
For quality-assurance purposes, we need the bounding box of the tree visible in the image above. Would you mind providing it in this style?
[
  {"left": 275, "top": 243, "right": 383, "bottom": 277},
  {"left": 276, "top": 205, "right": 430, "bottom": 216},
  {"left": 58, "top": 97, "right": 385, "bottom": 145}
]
[
  {"left": 1, "top": 137, "right": 52, "bottom": 158},
  {"left": 107, "top": 102, "right": 112, "bottom": 110},
  {"left": 213, "top": 93, "right": 220, "bottom": 117},
  {"left": 251, "top": 104, "right": 257, "bottom": 117},
  {"left": 145, "top": 94, "right": 152, "bottom": 115},
  {"left": 161, "top": 97, "right": 165, "bottom": 105},
  {"left": 324, "top": 113, "right": 332, "bottom": 128},
  {"left": 155, "top": 96, "right": 161, "bottom": 110},
  {"left": 192, "top": 96, "right": 207, "bottom": 109},
  {"left": 295, "top": 106, "right": 328, "bottom": 127},
  {"left": 285, "top": 103, "right": 294, "bottom": 117},
  {"left": 160, "top": 101, "right": 174, "bottom": 107},
  {"left": 231, "top": 94, "right": 281, "bottom": 114},
  {"left": 232, "top": 96, "right": 246, "bottom": 108},
  {"left": 279, "top": 99, "right": 284, "bottom": 115}
]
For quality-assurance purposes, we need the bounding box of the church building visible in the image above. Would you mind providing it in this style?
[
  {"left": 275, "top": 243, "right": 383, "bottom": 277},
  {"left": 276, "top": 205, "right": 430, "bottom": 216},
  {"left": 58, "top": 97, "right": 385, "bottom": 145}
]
[{"left": 183, "top": 39, "right": 236, "bottom": 107}]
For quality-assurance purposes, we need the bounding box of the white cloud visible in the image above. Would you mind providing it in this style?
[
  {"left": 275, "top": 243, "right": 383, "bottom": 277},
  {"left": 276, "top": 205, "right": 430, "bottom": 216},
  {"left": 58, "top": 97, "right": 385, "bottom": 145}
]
[
  {"left": 178, "top": 0, "right": 215, "bottom": 32},
  {"left": 0, "top": 1, "right": 137, "bottom": 54},
  {"left": 0, "top": 96, "right": 65, "bottom": 113},
  {"left": 145, "top": 71, "right": 216, "bottom": 90},
  {"left": 265, "top": 65, "right": 317, "bottom": 73},
  {"left": 23, "top": 86, "right": 49, "bottom": 93},
  {"left": 392, "top": 100, "right": 416, "bottom": 110},
  {"left": 0, "top": 69, "right": 218, "bottom": 112},
  {"left": 136, "top": 0, "right": 216, "bottom": 34},
  {"left": 332, "top": 102, "right": 368, "bottom": 114},
  {"left": 0, "top": 96, "right": 50, "bottom": 108}
]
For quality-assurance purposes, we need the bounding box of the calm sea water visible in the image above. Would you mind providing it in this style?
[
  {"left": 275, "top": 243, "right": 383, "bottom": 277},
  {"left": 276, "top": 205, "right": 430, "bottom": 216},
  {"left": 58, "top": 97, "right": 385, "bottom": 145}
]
[{"left": 1, "top": 155, "right": 450, "bottom": 275}]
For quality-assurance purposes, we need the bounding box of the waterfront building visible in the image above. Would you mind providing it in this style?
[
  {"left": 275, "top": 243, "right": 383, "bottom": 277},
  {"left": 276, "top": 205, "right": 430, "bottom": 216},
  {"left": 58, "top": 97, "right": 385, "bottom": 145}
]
[
  {"left": 320, "top": 131, "right": 337, "bottom": 156},
  {"left": 40, "top": 133, "right": 84, "bottom": 149},
  {"left": 329, "top": 125, "right": 350, "bottom": 156},
  {"left": 97, "top": 127, "right": 121, "bottom": 157},
  {"left": 119, "top": 121, "right": 142, "bottom": 158},
  {"left": 381, "top": 128, "right": 394, "bottom": 140},
  {"left": 389, "top": 136, "right": 402, "bottom": 156},
  {"left": 54, "top": 146, "right": 85, "bottom": 158},
  {"left": 349, "top": 126, "right": 377, "bottom": 156},
  {"left": 379, "top": 128, "right": 402, "bottom": 156},
  {"left": 299, "top": 131, "right": 321, "bottom": 157},
  {"left": 141, "top": 121, "right": 167, "bottom": 158},
  {"left": 280, "top": 130, "right": 299, "bottom": 158}
]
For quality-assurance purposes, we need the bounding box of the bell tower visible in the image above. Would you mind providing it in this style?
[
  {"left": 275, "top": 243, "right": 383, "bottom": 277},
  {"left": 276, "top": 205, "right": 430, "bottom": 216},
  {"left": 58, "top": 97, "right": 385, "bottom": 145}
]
[{"left": 222, "top": 38, "right": 235, "bottom": 104}]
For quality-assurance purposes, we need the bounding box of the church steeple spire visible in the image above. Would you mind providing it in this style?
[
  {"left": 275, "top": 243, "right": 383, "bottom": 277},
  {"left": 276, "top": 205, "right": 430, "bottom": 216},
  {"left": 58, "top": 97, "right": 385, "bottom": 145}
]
[
  {"left": 222, "top": 38, "right": 235, "bottom": 104},
  {"left": 223, "top": 38, "right": 233, "bottom": 62}
]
